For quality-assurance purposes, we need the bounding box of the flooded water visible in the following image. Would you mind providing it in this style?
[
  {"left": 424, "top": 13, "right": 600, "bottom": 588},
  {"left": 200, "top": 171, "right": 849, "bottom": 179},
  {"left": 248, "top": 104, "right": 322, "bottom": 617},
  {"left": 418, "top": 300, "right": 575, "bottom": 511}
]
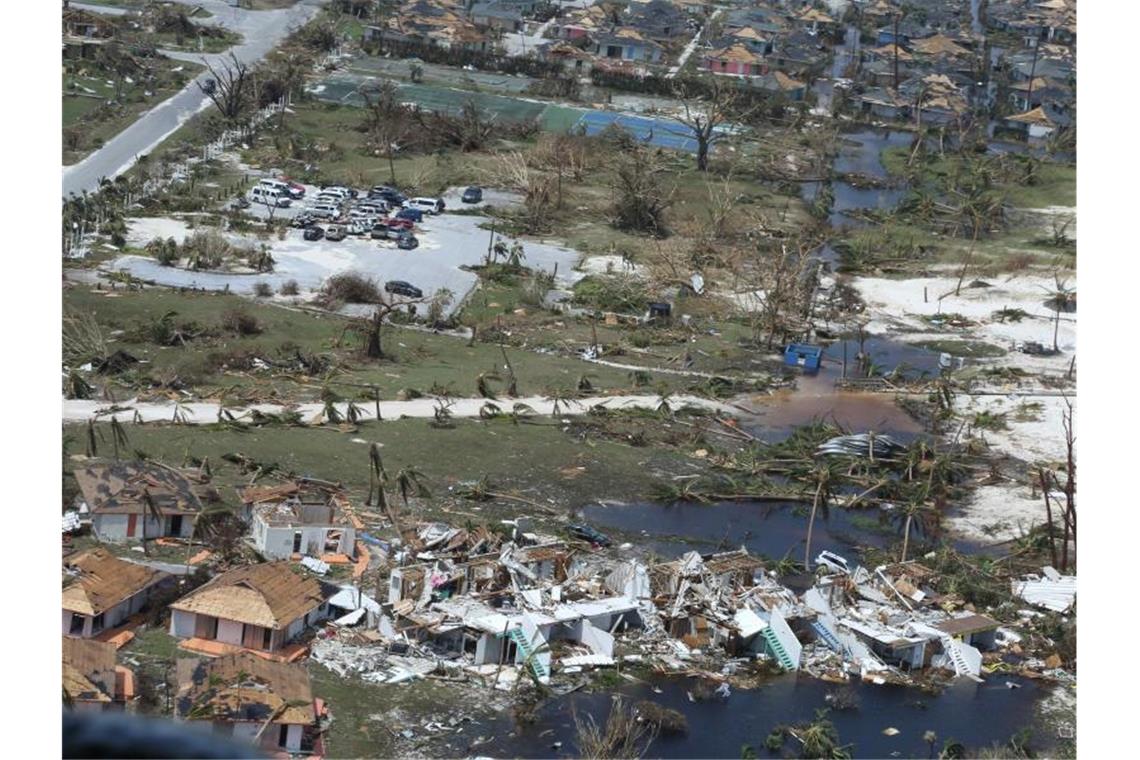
[
  {"left": 834, "top": 130, "right": 914, "bottom": 178},
  {"left": 580, "top": 499, "right": 897, "bottom": 561},
  {"left": 476, "top": 673, "right": 1053, "bottom": 759}
]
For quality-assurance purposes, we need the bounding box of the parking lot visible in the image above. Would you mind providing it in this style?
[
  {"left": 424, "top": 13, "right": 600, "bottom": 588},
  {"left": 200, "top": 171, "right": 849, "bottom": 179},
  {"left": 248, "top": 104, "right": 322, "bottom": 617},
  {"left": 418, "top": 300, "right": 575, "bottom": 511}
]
[{"left": 111, "top": 186, "right": 582, "bottom": 317}]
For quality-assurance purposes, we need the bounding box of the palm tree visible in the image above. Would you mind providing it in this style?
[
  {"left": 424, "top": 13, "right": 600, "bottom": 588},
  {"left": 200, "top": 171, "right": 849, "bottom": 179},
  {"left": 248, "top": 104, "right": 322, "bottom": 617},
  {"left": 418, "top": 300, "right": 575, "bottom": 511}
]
[
  {"left": 896, "top": 499, "right": 933, "bottom": 562},
  {"left": 801, "top": 460, "right": 838, "bottom": 570},
  {"left": 109, "top": 416, "right": 129, "bottom": 460},
  {"left": 1043, "top": 277, "right": 1075, "bottom": 353},
  {"left": 140, "top": 488, "right": 164, "bottom": 557},
  {"left": 476, "top": 371, "right": 502, "bottom": 399},
  {"left": 547, "top": 389, "right": 578, "bottom": 418},
  {"left": 393, "top": 468, "right": 430, "bottom": 507},
  {"left": 367, "top": 443, "right": 400, "bottom": 533}
]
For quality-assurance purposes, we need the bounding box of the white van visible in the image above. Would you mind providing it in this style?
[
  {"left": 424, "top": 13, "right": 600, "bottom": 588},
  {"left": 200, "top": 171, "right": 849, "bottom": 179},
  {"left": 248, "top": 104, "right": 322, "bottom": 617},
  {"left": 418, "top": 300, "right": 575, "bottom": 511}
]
[
  {"left": 319, "top": 186, "right": 351, "bottom": 200},
  {"left": 407, "top": 197, "right": 443, "bottom": 215},
  {"left": 259, "top": 178, "right": 304, "bottom": 199},
  {"left": 310, "top": 203, "right": 341, "bottom": 219},
  {"left": 250, "top": 186, "right": 291, "bottom": 207}
]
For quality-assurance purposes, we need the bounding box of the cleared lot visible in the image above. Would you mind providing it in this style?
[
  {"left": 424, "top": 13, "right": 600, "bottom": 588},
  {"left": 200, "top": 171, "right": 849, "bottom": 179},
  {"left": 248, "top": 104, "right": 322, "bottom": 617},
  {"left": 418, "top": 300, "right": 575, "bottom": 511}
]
[{"left": 109, "top": 198, "right": 581, "bottom": 316}]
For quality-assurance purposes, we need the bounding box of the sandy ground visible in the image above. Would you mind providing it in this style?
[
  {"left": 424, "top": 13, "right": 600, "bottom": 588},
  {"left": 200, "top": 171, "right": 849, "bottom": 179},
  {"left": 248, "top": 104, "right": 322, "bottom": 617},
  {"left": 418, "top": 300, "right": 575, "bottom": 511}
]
[
  {"left": 853, "top": 270, "right": 1076, "bottom": 377},
  {"left": 62, "top": 394, "right": 730, "bottom": 425},
  {"left": 575, "top": 255, "right": 646, "bottom": 278},
  {"left": 111, "top": 208, "right": 582, "bottom": 315},
  {"left": 946, "top": 385, "right": 1073, "bottom": 542}
]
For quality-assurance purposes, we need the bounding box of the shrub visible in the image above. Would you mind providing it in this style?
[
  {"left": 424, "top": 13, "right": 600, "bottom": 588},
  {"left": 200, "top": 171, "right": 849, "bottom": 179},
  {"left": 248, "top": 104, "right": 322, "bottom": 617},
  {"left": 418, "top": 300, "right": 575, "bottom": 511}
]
[
  {"left": 279, "top": 279, "right": 300, "bottom": 296},
  {"left": 253, "top": 282, "right": 274, "bottom": 298},
  {"left": 321, "top": 272, "right": 382, "bottom": 304},
  {"left": 220, "top": 308, "right": 262, "bottom": 336},
  {"left": 573, "top": 274, "right": 650, "bottom": 314}
]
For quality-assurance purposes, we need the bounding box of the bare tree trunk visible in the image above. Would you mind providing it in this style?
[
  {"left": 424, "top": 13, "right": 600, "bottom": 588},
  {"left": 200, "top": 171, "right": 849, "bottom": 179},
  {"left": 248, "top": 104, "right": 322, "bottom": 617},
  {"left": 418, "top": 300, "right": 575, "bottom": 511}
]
[
  {"left": 1038, "top": 468, "right": 1059, "bottom": 569},
  {"left": 804, "top": 480, "right": 823, "bottom": 569}
]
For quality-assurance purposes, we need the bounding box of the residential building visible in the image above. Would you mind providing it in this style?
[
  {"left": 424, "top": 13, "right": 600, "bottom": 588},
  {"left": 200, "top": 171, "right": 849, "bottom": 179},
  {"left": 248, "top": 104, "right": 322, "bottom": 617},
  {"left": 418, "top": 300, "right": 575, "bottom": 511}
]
[
  {"left": 73, "top": 460, "right": 216, "bottom": 543},
  {"left": 592, "top": 27, "right": 665, "bottom": 63},
  {"left": 703, "top": 43, "right": 766, "bottom": 76},
  {"left": 63, "top": 637, "right": 135, "bottom": 712},
  {"left": 239, "top": 480, "right": 358, "bottom": 561},
  {"left": 175, "top": 652, "right": 323, "bottom": 754},
  {"left": 169, "top": 562, "right": 336, "bottom": 655},
  {"left": 63, "top": 548, "right": 169, "bottom": 638}
]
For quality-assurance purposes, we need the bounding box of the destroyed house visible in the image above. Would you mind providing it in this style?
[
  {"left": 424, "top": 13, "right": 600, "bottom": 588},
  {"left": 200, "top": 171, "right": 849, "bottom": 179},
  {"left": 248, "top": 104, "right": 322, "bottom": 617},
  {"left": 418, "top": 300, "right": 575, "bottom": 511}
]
[
  {"left": 169, "top": 562, "right": 336, "bottom": 654},
  {"left": 240, "top": 480, "right": 357, "bottom": 560},
  {"left": 63, "top": 548, "right": 169, "bottom": 638},
  {"left": 63, "top": 637, "right": 132, "bottom": 711},
  {"left": 74, "top": 460, "right": 215, "bottom": 543},
  {"left": 420, "top": 594, "right": 642, "bottom": 673},
  {"left": 387, "top": 542, "right": 570, "bottom": 605},
  {"left": 175, "top": 652, "right": 320, "bottom": 754},
  {"left": 63, "top": 8, "right": 115, "bottom": 39}
]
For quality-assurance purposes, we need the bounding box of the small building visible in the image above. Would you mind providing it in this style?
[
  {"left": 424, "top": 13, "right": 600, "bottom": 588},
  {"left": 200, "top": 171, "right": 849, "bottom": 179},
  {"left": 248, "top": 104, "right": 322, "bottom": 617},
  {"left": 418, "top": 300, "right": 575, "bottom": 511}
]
[
  {"left": 169, "top": 562, "right": 336, "bottom": 655},
  {"left": 469, "top": 2, "right": 524, "bottom": 34},
  {"left": 932, "top": 613, "right": 1001, "bottom": 651},
  {"left": 175, "top": 652, "right": 322, "bottom": 754},
  {"left": 784, "top": 343, "right": 823, "bottom": 373},
  {"left": 1004, "top": 105, "right": 1058, "bottom": 143},
  {"left": 63, "top": 548, "right": 169, "bottom": 639},
  {"left": 704, "top": 43, "right": 766, "bottom": 76},
  {"left": 240, "top": 480, "right": 357, "bottom": 561},
  {"left": 74, "top": 460, "right": 215, "bottom": 543},
  {"left": 592, "top": 27, "right": 665, "bottom": 63},
  {"left": 63, "top": 637, "right": 135, "bottom": 712}
]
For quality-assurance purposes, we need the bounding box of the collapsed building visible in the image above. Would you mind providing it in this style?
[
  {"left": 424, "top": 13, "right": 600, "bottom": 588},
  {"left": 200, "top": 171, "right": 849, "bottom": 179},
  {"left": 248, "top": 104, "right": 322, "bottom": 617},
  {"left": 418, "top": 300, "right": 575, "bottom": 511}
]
[
  {"left": 238, "top": 479, "right": 358, "bottom": 561},
  {"left": 312, "top": 520, "right": 1018, "bottom": 690}
]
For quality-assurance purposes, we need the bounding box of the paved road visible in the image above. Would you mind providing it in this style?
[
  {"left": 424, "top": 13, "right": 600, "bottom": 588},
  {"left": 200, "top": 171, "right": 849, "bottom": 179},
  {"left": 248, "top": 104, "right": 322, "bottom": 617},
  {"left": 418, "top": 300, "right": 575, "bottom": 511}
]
[
  {"left": 63, "top": 394, "right": 731, "bottom": 425},
  {"left": 62, "top": 0, "right": 327, "bottom": 198}
]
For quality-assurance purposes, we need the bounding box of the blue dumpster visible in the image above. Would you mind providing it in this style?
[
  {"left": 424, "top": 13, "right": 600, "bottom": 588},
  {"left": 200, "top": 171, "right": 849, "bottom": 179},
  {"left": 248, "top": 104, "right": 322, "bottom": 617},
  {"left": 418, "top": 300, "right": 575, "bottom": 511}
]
[{"left": 784, "top": 343, "right": 823, "bottom": 374}]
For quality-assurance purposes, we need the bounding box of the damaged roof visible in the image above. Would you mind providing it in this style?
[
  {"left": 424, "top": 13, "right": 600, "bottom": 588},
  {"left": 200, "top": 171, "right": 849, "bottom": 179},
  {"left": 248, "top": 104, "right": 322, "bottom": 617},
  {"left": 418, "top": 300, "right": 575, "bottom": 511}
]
[
  {"left": 176, "top": 652, "right": 314, "bottom": 725},
  {"left": 62, "top": 637, "right": 117, "bottom": 703},
  {"left": 170, "top": 562, "right": 334, "bottom": 629},
  {"left": 74, "top": 460, "right": 212, "bottom": 516},
  {"left": 932, "top": 613, "right": 1001, "bottom": 637},
  {"left": 63, "top": 548, "right": 167, "bottom": 616}
]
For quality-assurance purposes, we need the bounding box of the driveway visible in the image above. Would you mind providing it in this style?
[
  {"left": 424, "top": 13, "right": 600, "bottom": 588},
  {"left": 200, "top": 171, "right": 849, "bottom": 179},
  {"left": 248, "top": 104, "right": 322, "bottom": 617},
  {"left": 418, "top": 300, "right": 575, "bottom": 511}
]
[{"left": 62, "top": 0, "right": 327, "bottom": 198}]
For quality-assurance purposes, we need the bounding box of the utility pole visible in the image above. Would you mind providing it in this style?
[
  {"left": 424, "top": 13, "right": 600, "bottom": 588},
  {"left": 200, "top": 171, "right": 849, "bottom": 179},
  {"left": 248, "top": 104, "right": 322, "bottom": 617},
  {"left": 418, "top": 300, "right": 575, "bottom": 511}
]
[
  {"left": 892, "top": 13, "right": 901, "bottom": 93},
  {"left": 1025, "top": 39, "right": 1041, "bottom": 109}
]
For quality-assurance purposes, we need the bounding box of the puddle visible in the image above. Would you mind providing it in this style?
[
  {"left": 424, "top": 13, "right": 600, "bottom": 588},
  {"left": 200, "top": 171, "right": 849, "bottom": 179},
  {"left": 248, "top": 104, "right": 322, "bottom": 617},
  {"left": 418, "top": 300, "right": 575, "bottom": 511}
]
[
  {"left": 476, "top": 673, "right": 1054, "bottom": 759},
  {"left": 737, "top": 385, "right": 925, "bottom": 441}
]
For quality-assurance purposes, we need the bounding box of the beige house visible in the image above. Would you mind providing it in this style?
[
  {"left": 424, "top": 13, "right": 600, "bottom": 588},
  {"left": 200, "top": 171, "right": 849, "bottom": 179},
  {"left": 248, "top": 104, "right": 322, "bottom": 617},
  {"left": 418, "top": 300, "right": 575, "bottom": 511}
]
[
  {"left": 169, "top": 562, "right": 335, "bottom": 654},
  {"left": 175, "top": 652, "right": 321, "bottom": 754},
  {"left": 63, "top": 637, "right": 134, "bottom": 712},
  {"left": 63, "top": 548, "right": 169, "bottom": 638}
]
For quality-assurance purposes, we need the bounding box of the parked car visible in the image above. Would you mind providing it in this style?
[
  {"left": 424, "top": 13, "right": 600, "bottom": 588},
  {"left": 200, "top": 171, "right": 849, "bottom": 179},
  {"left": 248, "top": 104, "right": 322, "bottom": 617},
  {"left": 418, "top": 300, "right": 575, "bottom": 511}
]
[
  {"left": 259, "top": 178, "right": 303, "bottom": 200},
  {"left": 461, "top": 186, "right": 483, "bottom": 204},
  {"left": 406, "top": 197, "right": 443, "bottom": 215},
  {"left": 396, "top": 232, "right": 419, "bottom": 250},
  {"left": 567, "top": 524, "right": 611, "bottom": 547},
  {"left": 325, "top": 225, "right": 347, "bottom": 242},
  {"left": 309, "top": 203, "right": 340, "bottom": 219},
  {"left": 386, "top": 217, "right": 414, "bottom": 231},
  {"left": 303, "top": 226, "right": 325, "bottom": 241},
  {"left": 231, "top": 195, "right": 251, "bottom": 210},
  {"left": 356, "top": 201, "right": 388, "bottom": 215},
  {"left": 291, "top": 212, "right": 315, "bottom": 228},
  {"left": 249, "top": 186, "right": 292, "bottom": 207},
  {"left": 370, "top": 224, "right": 390, "bottom": 240},
  {"left": 282, "top": 179, "right": 306, "bottom": 198},
  {"left": 385, "top": 280, "right": 423, "bottom": 298},
  {"left": 395, "top": 208, "right": 423, "bottom": 223},
  {"left": 369, "top": 186, "right": 406, "bottom": 206}
]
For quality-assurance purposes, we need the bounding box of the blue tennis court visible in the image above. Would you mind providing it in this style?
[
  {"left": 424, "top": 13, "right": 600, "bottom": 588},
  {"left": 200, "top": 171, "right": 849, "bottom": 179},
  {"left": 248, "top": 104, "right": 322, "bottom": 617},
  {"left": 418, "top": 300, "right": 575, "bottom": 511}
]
[{"left": 573, "top": 111, "right": 699, "bottom": 153}]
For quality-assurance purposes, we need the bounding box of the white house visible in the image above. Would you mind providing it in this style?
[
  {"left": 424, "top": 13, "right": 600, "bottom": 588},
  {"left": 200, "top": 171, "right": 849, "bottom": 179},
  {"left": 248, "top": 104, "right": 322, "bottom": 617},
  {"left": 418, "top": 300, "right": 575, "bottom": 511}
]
[
  {"left": 63, "top": 548, "right": 169, "bottom": 638},
  {"left": 169, "top": 562, "right": 336, "bottom": 654},
  {"left": 175, "top": 652, "right": 321, "bottom": 754},
  {"left": 73, "top": 460, "right": 216, "bottom": 543},
  {"left": 239, "top": 480, "right": 357, "bottom": 560}
]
